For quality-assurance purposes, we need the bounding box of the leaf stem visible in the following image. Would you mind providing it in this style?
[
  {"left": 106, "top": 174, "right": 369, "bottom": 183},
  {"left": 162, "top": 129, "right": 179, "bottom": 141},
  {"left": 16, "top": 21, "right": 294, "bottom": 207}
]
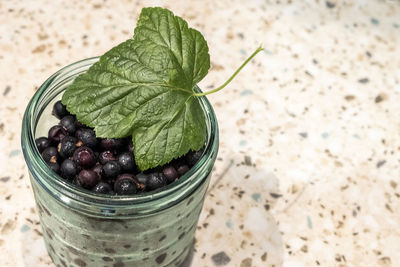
[{"left": 194, "top": 45, "right": 264, "bottom": 97}]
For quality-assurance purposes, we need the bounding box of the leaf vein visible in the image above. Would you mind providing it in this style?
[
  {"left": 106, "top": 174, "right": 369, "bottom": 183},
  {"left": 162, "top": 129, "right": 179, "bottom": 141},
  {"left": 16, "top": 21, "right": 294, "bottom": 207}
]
[
  {"left": 143, "top": 95, "right": 193, "bottom": 161},
  {"left": 136, "top": 25, "right": 190, "bottom": 85}
]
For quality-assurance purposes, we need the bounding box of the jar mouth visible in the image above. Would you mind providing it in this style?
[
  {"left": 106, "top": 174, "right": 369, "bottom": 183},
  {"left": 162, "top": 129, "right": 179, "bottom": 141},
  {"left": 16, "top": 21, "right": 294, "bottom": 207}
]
[{"left": 21, "top": 57, "right": 219, "bottom": 215}]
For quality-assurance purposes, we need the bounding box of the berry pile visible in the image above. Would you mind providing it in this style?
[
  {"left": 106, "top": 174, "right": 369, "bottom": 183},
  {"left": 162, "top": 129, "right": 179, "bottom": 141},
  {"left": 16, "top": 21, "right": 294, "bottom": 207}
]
[{"left": 35, "top": 100, "right": 204, "bottom": 195}]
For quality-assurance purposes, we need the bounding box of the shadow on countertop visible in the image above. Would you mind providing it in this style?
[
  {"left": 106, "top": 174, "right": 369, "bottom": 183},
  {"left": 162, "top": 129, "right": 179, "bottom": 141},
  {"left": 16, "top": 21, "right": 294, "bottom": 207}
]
[{"left": 186, "top": 152, "right": 284, "bottom": 266}]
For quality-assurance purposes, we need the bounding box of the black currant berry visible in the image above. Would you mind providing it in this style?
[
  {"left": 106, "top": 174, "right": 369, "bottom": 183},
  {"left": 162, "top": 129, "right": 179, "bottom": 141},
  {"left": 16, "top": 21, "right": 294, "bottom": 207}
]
[
  {"left": 73, "top": 146, "right": 96, "bottom": 169},
  {"left": 98, "top": 151, "right": 115, "bottom": 165},
  {"left": 74, "top": 119, "right": 86, "bottom": 128},
  {"left": 103, "top": 161, "right": 121, "bottom": 180},
  {"left": 78, "top": 170, "right": 100, "bottom": 189},
  {"left": 114, "top": 174, "right": 137, "bottom": 195},
  {"left": 74, "top": 127, "right": 83, "bottom": 138},
  {"left": 146, "top": 173, "right": 167, "bottom": 191},
  {"left": 186, "top": 149, "right": 203, "bottom": 166},
  {"left": 59, "top": 115, "right": 76, "bottom": 134},
  {"left": 136, "top": 173, "right": 148, "bottom": 186},
  {"left": 35, "top": 137, "right": 50, "bottom": 153},
  {"left": 52, "top": 100, "right": 69, "bottom": 119},
  {"left": 100, "top": 138, "right": 124, "bottom": 152},
  {"left": 91, "top": 164, "right": 104, "bottom": 179},
  {"left": 58, "top": 136, "right": 79, "bottom": 158},
  {"left": 47, "top": 161, "right": 60, "bottom": 174},
  {"left": 76, "top": 128, "right": 97, "bottom": 148},
  {"left": 92, "top": 182, "right": 113, "bottom": 194},
  {"left": 41, "top": 147, "right": 59, "bottom": 163},
  {"left": 60, "top": 159, "right": 78, "bottom": 180},
  {"left": 176, "top": 164, "right": 190, "bottom": 176},
  {"left": 117, "top": 152, "right": 135, "bottom": 172},
  {"left": 48, "top": 125, "right": 67, "bottom": 143},
  {"left": 162, "top": 165, "right": 178, "bottom": 183}
]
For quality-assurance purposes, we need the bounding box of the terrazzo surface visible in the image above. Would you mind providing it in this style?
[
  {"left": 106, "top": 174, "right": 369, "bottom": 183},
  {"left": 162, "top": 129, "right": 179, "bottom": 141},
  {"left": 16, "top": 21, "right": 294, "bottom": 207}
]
[{"left": 1, "top": 0, "right": 400, "bottom": 266}]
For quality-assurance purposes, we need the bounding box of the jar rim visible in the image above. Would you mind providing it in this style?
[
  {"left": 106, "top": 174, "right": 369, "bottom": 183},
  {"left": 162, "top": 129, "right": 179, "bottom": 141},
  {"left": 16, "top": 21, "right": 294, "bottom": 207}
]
[{"left": 21, "top": 57, "right": 219, "bottom": 215}]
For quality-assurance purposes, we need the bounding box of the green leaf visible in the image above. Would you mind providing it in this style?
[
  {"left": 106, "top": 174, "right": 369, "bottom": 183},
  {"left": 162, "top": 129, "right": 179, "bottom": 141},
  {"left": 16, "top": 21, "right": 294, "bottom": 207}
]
[
  {"left": 133, "top": 7, "right": 210, "bottom": 88},
  {"left": 62, "top": 7, "right": 209, "bottom": 170}
]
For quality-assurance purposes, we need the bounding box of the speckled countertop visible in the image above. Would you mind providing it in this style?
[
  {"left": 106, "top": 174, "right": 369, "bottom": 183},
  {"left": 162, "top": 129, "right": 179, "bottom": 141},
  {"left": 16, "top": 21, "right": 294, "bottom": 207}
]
[{"left": 1, "top": 0, "right": 400, "bottom": 266}]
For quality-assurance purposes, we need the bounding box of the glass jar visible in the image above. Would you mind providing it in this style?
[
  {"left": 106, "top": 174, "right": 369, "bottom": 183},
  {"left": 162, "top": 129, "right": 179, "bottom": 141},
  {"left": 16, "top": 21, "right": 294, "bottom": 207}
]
[{"left": 21, "top": 58, "right": 219, "bottom": 267}]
